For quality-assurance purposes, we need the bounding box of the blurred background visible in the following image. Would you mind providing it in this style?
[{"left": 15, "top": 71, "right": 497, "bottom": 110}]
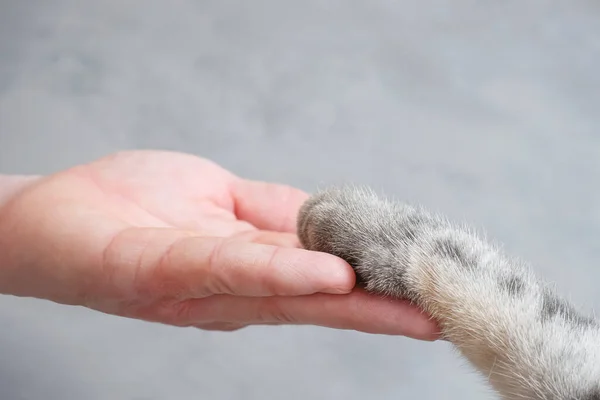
[{"left": 1, "top": 1, "right": 599, "bottom": 399}]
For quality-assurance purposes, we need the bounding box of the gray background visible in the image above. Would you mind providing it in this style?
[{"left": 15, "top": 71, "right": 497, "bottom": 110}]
[{"left": 1, "top": 1, "right": 599, "bottom": 399}]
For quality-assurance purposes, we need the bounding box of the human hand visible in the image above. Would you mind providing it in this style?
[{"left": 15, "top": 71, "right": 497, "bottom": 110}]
[{"left": 0, "top": 150, "right": 439, "bottom": 339}]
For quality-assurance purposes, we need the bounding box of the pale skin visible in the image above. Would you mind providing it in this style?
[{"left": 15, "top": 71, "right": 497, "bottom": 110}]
[{"left": 0, "top": 150, "right": 439, "bottom": 339}]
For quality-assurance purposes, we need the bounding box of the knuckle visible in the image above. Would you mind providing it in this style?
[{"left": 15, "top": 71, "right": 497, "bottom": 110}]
[
  {"left": 170, "top": 300, "right": 196, "bottom": 326},
  {"left": 101, "top": 230, "right": 127, "bottom": 288},
  {"left": 145, "top": 234, "right": 192, "bottom": 299},
  {"left": 262, "top": 246, "right": 283, "bottom": 294},
  {"left": 157, "top": 300, "right": 196, "bottom": 327},
  {"left": 206, "top": 239, "right": 236, "bottom": 295},
  {"left": 258, "top": 298, "right": 296, "bottom": 324}
]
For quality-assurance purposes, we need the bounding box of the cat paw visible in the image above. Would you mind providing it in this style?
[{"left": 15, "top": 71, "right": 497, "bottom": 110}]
[{"left": 297, "top": 186, "right": 418, "bottom": 298}]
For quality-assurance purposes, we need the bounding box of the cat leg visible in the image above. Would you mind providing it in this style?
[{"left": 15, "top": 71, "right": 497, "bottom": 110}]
[{"left": 297, "top": 186, "right": 600, "bottom": 400}]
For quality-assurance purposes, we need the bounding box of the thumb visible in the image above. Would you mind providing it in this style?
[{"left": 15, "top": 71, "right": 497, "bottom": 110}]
[{"left": 101, "top": 227, "right": 356, "bottom": 300}]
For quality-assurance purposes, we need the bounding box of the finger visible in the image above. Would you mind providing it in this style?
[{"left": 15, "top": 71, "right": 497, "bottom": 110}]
[
  {"left": 232, "top": 230, "right": 301, "bottom": 248},
  {"left": 104, "top": 228, "right": 355, "bottom": 299},
  {"left": 194, "top": 322, "right": 247, "bottom": 332},
  {"left": 179, "top": 290, "right": 441, "bottom": 341},
  {"left": 229, "top": 179, "right": 309, "bottom": 233}
]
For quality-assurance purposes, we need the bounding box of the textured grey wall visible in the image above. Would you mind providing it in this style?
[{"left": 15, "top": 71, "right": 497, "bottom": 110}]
[{"left": 1, "top": 1, "right": 599, "bottom": 399}]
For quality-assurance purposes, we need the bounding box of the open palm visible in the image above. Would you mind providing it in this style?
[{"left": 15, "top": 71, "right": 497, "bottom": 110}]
[{"left": 0, "top": 150, "right": 438, "bottom": 339}]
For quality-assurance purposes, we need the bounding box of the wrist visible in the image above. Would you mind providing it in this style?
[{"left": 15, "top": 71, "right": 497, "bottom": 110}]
[
  {"left": 0, "top": 175, "right": 40, "bottom": 210},
  {"left": 0, "top": 175, "right": 41, "bottom": 292}
]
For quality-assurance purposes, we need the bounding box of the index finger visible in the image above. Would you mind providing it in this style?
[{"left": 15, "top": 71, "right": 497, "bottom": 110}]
[
  {"left": 229, "top": 179, "right": 309, "bottom": 233},
  {"left": 107, "top": 228, "right": 356, "bottom": 299}
]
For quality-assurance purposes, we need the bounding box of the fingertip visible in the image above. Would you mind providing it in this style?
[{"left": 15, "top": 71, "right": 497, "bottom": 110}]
[
  {"left": 405, "top": 313, "right": 443, "bottom": 341},
  {"left": 332, "top": 290, "right": 441, "bottom": 340},
  {"left": 308, "top": 251, "right": 356, "bottom": 294},
  {"left": 382, "top": 298, "right": 442, "bottom": 341}
]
